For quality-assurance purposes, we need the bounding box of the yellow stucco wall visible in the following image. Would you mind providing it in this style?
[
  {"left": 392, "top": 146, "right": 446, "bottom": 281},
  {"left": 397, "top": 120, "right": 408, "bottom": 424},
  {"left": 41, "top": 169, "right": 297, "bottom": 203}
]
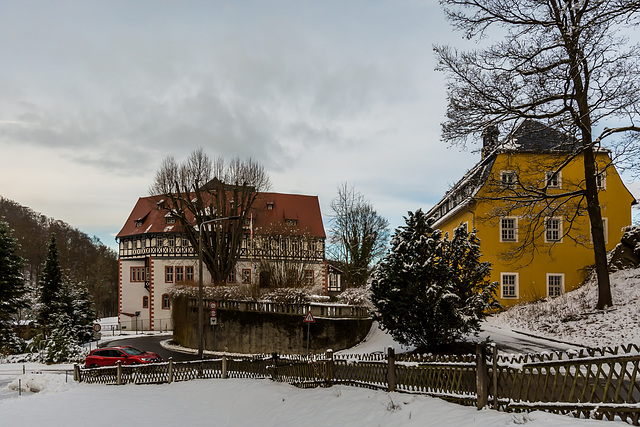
[{"left": 434, "top": 151, "right": 634, "bottom": 308}]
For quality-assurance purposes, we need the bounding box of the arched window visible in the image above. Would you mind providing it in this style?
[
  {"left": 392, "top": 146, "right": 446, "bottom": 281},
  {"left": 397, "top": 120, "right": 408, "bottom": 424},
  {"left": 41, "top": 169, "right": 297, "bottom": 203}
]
[
  {"left": 142, "top": 296, "right": 149, "bottom": 308},
  {"left": 162, "top": 294, "right": 171, "bottom": 310}
]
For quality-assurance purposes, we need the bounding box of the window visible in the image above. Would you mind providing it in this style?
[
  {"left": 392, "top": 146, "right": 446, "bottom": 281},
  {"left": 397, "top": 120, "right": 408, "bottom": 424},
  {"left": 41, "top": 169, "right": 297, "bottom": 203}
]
[
  {"left": 267, "top": 202, "right": 274, "bottom": 210},
  {"left": 328, "top": 273, "right": 340, "bottom": 292},
  {"left": 500, "top": 217, "right": 518, "bottom": 242},
  {"left": 285, "top": 219, "right": 298, "bottom": 226},
  {"left": 134, "top": 219, "right": 143, "bottom": 227},
  {"left": 501, "top": 171, "right": 517, "bottom": 188},
  {"left": 545, "top": 217, "right": 563, "bottom": 243},
  {"left": 142, "top": 296, "right": 149, "bottom": 308},
  {"left": 547, "top": 274, "right": 564, "bottom": 297},
  {"left": 242, "top": 269, "right": 251, "bottom": 284},
  {"left": 166, "top": 216, "right": 176, "bottom": 224},
  {"left": 596, "top": 171, "right": 606, "bottom": 190},
  {"left": 182, "top": 237, "right": 189, "bottom": 247},
  {"left": 165, "top": 266, "right": 174, "bottom": 283},
  {"left": 304, "top": 270, "right": 314, "bottom": 286},
  {"left": 167, "top": 235, "right": 175, "bottom": 247},
  {"left": 162, "top": 294, "right": 171, "bottom": 310},
  {"left": 175, "top": 266, "right": 184, "bottom": 282},
  {"left": 590, "top": 217, "right": 609, "bottom": 244},
  {"left": 546, "top": 171, "right": 562, "bottom": 189},
  {"left": 227, "top": 269, "right": 236, "bottom": 283},
  {"left": 130, "top": 267, "right": 145, "bottom": 282},
  {"left": 501, "top": 273, "right": 518, "bottom": 298},
  {"left": 185, "top": 266, "right": 194, "bottom": 282}
]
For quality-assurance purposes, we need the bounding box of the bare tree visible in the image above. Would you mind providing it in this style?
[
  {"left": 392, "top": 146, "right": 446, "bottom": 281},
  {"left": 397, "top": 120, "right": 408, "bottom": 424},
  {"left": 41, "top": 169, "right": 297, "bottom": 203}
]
[
  {"left": 255, "top": 222, "right": 323, "bottom": 290},
  {"left": 329, "top": 183, "right": 390, "bottom": 288},
  {"left": 150, "top": 149, "right": 271, "bottom": 284},
  {"left": 435, "top": 0, "right": 640, "bottom": 309}
]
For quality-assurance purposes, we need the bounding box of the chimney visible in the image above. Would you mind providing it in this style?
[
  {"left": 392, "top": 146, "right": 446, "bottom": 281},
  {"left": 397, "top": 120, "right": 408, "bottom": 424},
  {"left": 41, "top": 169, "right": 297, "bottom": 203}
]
[{"left": 481, "top": 125, "right": 499, "bottom": 159}]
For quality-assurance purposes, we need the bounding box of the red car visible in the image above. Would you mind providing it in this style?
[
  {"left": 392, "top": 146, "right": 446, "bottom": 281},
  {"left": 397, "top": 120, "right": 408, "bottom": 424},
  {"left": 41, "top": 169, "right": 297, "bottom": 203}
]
[{"left": 84, "top": 345, "right": 162, "bottom": 368}]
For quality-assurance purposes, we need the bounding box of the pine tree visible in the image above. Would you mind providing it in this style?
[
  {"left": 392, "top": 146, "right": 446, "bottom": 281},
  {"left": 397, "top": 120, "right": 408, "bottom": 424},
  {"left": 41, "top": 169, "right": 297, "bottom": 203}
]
[
  {"left": 370, "top": 209, "right": 499, "bottom": 351},
  {"left": 54, "top": 280, "right": 96, "bottom": 343},
  {"left": 38, "top": 234, "right": 63, "bottom": 330},
  {"left": 0, "top": 220, "right": 29, "bottom": 353}
]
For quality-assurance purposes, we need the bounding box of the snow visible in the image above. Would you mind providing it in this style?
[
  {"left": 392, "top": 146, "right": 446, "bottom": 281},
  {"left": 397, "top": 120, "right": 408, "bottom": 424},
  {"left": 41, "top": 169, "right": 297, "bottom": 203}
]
[
  {"left": 0, "top": 375, "right": 614, "bottom": 426},
  {"left": 488, "top": 267, "right": 640, "bottom": 348}
]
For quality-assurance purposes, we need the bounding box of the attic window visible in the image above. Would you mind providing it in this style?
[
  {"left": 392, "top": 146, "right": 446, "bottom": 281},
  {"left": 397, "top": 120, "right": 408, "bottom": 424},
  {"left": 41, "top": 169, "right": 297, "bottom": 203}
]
[
  {"left": 285, "top": 219, "right": 298, "bottom": 226},
  {"left": 134, "top": 219, "right": 144, "bottom": 227},
  {"left": 166, "top": 217, "right": 176, "bottom": 224},
  {"left": 267, "top": 202, "right": 274, "bottom": 210},
  {"left": 501, "top": 171, "right": 517, "bottom": 189},
  {"left": 157, "top": 199, "right": 165, "bottom": 210}
]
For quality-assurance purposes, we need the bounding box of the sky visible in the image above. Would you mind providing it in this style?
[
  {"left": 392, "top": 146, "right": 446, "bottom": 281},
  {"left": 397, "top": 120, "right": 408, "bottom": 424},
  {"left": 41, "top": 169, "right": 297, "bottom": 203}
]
[{"left": 0, "top": 1, "right": 638, "bottom": 251}]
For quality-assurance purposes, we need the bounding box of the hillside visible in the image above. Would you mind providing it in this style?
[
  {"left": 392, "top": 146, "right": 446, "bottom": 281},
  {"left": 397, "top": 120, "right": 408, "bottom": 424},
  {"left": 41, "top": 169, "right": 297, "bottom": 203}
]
[
  {"left": 0, "top": 196, "right": 119, "bottom": 317},
  {"left": 488, "top": 266, "right": 640, "bottom": 348}
]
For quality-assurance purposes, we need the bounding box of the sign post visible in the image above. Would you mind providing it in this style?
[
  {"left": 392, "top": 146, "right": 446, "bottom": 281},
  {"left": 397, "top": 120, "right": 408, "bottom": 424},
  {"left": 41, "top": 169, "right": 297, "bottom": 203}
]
[
  {"left": 303, "top": 310, "right": 315, "bottom": 354},
  {"left": 209, "top": 302, "right": 218, "bottom": 352}
]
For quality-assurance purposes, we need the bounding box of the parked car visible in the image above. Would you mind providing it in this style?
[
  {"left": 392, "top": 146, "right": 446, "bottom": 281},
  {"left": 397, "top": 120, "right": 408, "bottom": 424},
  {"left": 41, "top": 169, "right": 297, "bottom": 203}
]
[{"left": 84, "top": 345, "right": 162, "bottom": 368}]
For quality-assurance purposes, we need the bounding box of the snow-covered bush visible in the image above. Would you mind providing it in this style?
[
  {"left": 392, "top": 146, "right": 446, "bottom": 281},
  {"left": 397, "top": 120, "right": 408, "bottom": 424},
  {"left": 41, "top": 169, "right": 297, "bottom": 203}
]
[
  {"left": 338, "top": 287, "right": 373, "bottom": 310},
  {"left": 170, "top": 284, "right": 252, "bottom": 301},
  {"left": 262, "top": 288, "right": 311, "bottom": 304},
  {"left": 371, "top": 209, "right": 500, "bottom": 351}
]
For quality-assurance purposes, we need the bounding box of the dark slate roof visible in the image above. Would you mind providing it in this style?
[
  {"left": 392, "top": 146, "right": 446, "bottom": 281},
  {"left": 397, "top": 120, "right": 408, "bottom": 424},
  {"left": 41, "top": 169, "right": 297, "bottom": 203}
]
[{"left": 501, "top": 119, "right": 579, "bottom": 152}]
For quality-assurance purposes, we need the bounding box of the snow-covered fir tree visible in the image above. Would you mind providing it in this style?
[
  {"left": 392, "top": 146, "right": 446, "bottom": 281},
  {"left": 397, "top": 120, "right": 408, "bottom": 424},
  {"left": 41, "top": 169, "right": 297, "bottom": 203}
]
[
  {"left": 38, "top": 234, "right": 63, "bottom": 330},
  {"left": 54, "top": 280, "right": 96, "bottom": 343},
  {"left": 0, "top": 219, "right": 30, "bottom": 353},
  {"left": 371, "top": 209, "right": 499, "bottom": 350}
]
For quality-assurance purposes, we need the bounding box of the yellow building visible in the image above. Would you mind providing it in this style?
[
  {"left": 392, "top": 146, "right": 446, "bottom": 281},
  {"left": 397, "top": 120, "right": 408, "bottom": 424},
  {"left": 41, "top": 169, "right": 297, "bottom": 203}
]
[{"left": 426, "top": 120, "right": 637, "bottom": 307}]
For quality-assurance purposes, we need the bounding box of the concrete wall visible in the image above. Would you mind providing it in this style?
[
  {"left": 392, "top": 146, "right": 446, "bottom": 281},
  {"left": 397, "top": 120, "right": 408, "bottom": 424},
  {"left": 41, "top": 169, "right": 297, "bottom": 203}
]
[{"left": 172, "top": 296, "right": 373, "bottom": 354}]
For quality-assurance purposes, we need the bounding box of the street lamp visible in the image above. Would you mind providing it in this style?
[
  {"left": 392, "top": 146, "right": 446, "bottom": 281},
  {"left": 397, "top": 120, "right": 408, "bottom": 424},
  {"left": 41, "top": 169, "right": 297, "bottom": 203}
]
[{"left": 198, "top": 215, "right": 240, "bottom": 359}]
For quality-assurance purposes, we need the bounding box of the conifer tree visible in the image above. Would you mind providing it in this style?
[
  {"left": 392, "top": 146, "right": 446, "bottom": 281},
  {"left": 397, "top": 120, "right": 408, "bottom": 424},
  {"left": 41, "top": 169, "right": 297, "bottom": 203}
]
[
  {"left": 38, "top": 234, "right": 63, "bottom": 330},
  {"left": 54, "top": 280, "right": 96, "bottom": 343},
  {"left": 0, "top": 220, "right": 29, "bottom": 352},
  {"left": 371, "top": 209, "right": 499, "bottom": 350}
]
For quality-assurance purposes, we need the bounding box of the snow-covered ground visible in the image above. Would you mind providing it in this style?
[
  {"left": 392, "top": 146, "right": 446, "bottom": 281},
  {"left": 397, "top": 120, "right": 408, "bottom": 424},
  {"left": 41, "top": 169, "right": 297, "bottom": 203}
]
[
  {"left": 0, "top": 373, "right": 615, "bottom": 426},
  {"left": 1, "top": 267, "right": 638, "bottom": 426},
  {"left": 488, "top": 267, "right": 640, "bottom": 349}
]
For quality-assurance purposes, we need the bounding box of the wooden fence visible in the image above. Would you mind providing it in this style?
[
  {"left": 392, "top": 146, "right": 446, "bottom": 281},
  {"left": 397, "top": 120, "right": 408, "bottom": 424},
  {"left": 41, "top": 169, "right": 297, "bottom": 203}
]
[{"left": 75, "top": 343, "right": 640, "bottom": 425}]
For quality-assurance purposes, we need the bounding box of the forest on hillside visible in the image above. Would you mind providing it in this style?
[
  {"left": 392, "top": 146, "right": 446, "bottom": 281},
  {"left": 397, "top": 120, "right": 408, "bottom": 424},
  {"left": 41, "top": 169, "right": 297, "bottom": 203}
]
[{"left": 0, "top": 197, "right": 118, "bottom": 318}]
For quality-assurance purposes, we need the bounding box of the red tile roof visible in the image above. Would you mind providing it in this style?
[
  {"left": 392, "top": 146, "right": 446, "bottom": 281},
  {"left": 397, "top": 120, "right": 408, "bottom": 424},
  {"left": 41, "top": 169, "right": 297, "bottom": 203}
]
[{"left": 116, "top": 192, "right": 325, "bottom": 239}]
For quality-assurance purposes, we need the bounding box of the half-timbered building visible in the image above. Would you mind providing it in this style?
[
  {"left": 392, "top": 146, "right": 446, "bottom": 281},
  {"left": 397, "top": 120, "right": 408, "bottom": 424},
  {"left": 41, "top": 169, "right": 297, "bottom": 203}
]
[{"left": 116, "top": 192, "right": 328, "bottom": 331}]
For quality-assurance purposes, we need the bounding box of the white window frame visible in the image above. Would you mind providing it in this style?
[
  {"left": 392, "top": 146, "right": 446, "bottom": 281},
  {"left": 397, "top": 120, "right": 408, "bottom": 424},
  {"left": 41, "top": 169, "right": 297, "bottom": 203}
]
[
  {"left": 547, "top": 273, "right": 564, "bottom": 298},
  {"left": 545, "top": 171, "right": 562, "bottom": 189},
  {"left": 500, "top": 170, "right": 517, "bottom": 189},
  {"left": 590, "top": 217, "right": 608, "bottom": 244},
  {"left": 544, "top": 217, "right": 563, "bottom": 243},
  {"left": 596, "top": 171, "right": 607, "bottom": 190},
  {"left": 501, "top": 273, "right": 519, "bottom": 299},
  {"left": 500, "top": 217, "right": 518, "bottom": 242}
]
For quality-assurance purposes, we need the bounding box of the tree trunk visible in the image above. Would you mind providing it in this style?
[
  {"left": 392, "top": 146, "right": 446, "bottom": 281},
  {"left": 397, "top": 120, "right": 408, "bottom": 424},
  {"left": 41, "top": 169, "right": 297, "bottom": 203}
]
[{"left": 582, "top": 146, "right": 612, "bottom": 309}]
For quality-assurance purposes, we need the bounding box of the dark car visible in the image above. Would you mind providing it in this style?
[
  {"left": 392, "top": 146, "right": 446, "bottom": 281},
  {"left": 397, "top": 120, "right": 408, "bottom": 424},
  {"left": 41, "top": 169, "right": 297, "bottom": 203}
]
[{"left": 84, "top": 345, "right": 162, "bottom": 368}]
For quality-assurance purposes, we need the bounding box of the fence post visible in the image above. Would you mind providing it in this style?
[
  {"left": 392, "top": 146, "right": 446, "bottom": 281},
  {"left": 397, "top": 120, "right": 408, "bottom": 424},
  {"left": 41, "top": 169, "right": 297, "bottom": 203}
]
[
  {"left": 272, "top": 352, "right": 279, "bottom": 381},
  {"left": 117, "top": 361, "right": 122, "bottom": 386},
  {"left": 325, "top": 350, "right": 334, "bottom": 386},
  {"left": 492, "top": 344, "right": 498, "bottom": 409},
  {"left": 168, "top": 358, "right": 173, "bottom": 384},
  {"left": 476, "top": 344, "right": 489, "bottom": 409},
  {"left": 387, "top": 347, "right": 396, "bottom": 392},
  {"left": 74, "top": 364, "right": 80, "bottom": 382},
  {"left": 222, "top": 353, "right": 228, "bottom": 379}
]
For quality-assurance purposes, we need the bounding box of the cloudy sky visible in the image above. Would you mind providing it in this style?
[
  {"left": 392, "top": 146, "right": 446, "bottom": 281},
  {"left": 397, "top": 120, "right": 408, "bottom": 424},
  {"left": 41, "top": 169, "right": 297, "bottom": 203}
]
[{"left": 0, "top": 1, "right": 638, "bottom": 250}]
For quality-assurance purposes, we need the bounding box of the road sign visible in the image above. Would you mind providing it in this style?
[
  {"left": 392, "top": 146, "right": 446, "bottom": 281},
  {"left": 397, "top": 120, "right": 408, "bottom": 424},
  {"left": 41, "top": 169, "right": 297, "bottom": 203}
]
[
  {"left": 303, "top": 311, "right": 315, "bottom": 323},
  {"left": 209, "top": 302, "right": 217, "bottom": 309},
  {"left": 93, "top": 323, "right": 101, "bottom": 332},
  {"left": 210, "top": 309, "right": 217, "bottom": 317},
  {"left": 209, "top": 317, "right": 218, "bottom": 326}
]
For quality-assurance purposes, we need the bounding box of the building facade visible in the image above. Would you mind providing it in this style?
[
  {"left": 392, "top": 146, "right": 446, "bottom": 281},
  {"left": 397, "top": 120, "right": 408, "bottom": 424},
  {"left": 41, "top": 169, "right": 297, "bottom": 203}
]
[
  {"left": 116, "top": 192, "right": 329, "bottom": 331},
  {"left": 426, "top": 120, "right": 636, "bottom": 307}
]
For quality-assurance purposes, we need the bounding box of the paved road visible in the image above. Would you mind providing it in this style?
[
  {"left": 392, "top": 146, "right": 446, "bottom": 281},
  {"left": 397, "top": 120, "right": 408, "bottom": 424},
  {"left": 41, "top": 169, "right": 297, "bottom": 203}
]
[{"left": 104, "top": 335, "right": 202, "bottom": 361}]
